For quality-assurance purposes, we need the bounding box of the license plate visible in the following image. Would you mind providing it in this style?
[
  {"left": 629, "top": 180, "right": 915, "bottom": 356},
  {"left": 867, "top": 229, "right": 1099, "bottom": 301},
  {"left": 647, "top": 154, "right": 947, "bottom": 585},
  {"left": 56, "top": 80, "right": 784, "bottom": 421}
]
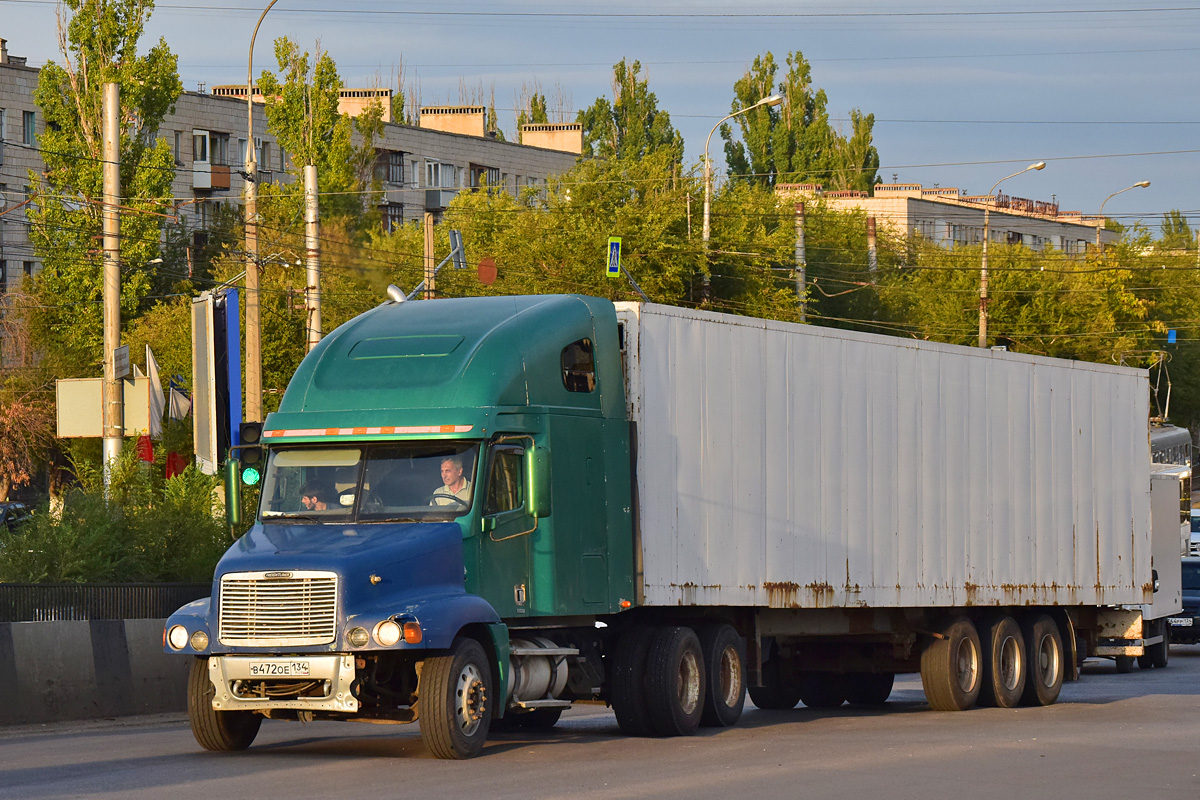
[
  {"left": 1167, "top": 617, "right": 1193, "bottom": 627},
  {"left": 248, "top": 661, "right": 311, "bottom": 677}
]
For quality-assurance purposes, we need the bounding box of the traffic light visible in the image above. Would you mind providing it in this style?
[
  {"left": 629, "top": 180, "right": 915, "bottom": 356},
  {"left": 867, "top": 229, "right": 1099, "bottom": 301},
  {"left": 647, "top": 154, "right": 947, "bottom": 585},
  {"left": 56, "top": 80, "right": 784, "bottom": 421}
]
[{"left": 238, "top": 422, "right": 264, "bottom": 486}]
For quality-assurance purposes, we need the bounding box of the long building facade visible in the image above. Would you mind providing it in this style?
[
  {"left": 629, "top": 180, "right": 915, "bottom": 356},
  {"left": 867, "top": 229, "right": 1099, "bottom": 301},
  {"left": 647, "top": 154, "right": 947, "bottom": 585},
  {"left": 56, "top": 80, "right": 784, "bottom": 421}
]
[{"left": 1, "top": 39, "right": 579, "bottom": 292}]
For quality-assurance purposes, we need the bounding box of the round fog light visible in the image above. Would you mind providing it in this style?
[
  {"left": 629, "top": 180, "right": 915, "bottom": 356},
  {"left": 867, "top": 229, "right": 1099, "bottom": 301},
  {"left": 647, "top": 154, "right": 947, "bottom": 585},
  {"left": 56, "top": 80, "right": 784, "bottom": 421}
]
[
  {"left": 374, "top": 620, "right": 402, "bottom": 647},
  {"left": 347, "top": 626, "right": 370, "bottom": 648},
  {"left": 190, "top": 630, "right": 209, "bottom": 651},
  {"left": 167, "top": 625, "right": 188, "bottom": 650}
]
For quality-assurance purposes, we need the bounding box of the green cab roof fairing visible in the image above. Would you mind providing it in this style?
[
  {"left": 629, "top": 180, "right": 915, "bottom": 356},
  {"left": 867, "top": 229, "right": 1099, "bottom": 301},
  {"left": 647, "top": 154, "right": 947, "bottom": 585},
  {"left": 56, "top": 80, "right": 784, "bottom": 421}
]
[{"left": 264, "top": 294, "right": 626, "bottom": 440}]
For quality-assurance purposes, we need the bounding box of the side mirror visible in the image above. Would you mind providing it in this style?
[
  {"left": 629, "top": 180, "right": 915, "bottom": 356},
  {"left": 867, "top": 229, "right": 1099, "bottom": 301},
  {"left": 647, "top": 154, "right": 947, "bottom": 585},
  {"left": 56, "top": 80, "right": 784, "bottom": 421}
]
[{"left": 526, "top": 445, "right": 552, "bottom": 519}]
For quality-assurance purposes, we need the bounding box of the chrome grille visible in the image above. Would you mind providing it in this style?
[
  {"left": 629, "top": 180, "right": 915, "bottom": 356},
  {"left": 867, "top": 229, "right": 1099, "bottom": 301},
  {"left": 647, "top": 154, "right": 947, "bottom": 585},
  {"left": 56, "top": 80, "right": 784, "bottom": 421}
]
[{"left": 218, "top": 571, "right": 338, "bottom": 646}]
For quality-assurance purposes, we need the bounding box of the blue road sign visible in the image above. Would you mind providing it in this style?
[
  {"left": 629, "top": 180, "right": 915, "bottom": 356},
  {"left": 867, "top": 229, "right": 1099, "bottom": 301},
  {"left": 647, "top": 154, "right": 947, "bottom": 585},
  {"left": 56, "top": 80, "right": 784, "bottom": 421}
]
[{"left": 607, "top": 237, "right": 622, "bottom": 278}]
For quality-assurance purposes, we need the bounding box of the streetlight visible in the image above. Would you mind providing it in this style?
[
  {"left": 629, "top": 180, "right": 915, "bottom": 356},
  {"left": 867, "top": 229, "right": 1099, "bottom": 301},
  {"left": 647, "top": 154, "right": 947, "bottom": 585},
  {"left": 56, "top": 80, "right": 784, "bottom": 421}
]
[
  {"left": 978, "top": 161, "right": 1046, "bottom": 348},
  {"left": 701, "top": 93, "right": 784, "bottom": 301},
  {"left": 243, "top": 0, "right": 279, "bottom": 424},
  {"left": 1096, "top": 180, "right": 1150, "bottom": 251}
]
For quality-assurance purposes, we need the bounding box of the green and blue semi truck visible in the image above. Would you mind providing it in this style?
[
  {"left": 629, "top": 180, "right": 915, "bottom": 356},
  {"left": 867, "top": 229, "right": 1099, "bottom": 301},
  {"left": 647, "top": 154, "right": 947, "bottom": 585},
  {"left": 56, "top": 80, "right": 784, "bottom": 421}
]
[{"left": 166, "top": 294, "right": 1178, "bottom": 758}]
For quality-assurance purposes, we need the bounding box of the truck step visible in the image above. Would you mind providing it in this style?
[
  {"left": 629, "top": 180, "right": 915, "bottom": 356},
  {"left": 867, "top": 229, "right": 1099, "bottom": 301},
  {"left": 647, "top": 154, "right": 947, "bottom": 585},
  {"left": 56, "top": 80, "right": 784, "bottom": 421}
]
[{"left": 512, "top": 699, "right": 573, "bottom": 710}]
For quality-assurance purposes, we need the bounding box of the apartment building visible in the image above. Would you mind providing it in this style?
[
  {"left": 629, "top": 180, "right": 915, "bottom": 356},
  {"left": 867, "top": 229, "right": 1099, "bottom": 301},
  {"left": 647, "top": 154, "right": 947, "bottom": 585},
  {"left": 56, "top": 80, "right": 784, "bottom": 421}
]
[
  {"left": 1, "top": 41, "right": 580, "bottom": 290},
  {"left": 777, "top": 182, "right": 1116, "bottom": 254}
]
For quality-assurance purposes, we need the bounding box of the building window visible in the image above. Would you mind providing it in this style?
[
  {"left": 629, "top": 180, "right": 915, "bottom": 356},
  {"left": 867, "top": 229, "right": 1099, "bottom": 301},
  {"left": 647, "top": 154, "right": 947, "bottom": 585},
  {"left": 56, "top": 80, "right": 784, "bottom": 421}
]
[
  {"left": 388, "top": 151, "right": 404, "bottom": 184},
  {"left": 279, "top": 146, "right": 286, "bottom": 172},
  {"left": 383, "top": 203, "right": 404, "bottom": 232},
  {"left": 238, "top": 138, "right": 247, "bottom": 166},
  {"left": 426, "top": 161, "right": 457, "bottom": 188},
  {"left": 0, "top": 261, "right": 6, "bottom": 291},
  {"left": 211, "top": 133, "right": 230, "bottom": 166},
  {"left": 22, "top": 110, "right": 35, "bottom": 144},
  {"left": 561, "top": 338, "right": 596, "bottom": 393},
  {"left": 257, "top": 139, "right": 270, "bottom": 168},
  {"left": 23, "top": 261, "right": 35, "bottom": 277},
  {"left": 469, "top": 164, "right": 500, "bottom": 189},
  {"left": 173, "top": 131, "right": 182, "bottom": 165},
  {"left": 193, "top": 131, "right": 208, "bottom": 163},
  {"left": 0, "top": 108, "right": 6, "bottom": 165}
]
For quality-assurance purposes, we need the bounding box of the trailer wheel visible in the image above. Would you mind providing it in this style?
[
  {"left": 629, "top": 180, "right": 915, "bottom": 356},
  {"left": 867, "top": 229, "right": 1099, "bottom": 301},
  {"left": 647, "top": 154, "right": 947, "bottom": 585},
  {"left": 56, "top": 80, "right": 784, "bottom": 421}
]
[
  {"left": 844, "top": 672, "right": 894, "bottom": 706},
  {"left": 187, "top": 657, "right": 262, "bottom": 751},
  {"left": 419, "top": 637, "right": 492, "bottom": 759},
  {"left": 797, "top": 672, "right": 847, "bottom": 708},
  {"left": 644, "top": 626, "right": 705, "bottom": 737},
  {"left": 611, "top": 626, "right": 656, "bottom": 736},
  {"left": 1020, "top": 615, "right": 1064, "bottom": 707},
  {"left": 920, "top": 617, "right": 982, "bottom": 711},
  {"left": 1115, "top": 655, "right": 1134, "bottom": 673},
  {"left": 748, "top": 651, "right": 803, "bottom": 710},
  {"left": 698, "top": 624, "right": 746, "bottom": 727},
  {"left": 980, "top": 616, "right": 1026, "bottom": 708},
  {"left": 1150, "top": 622, "right": 1169, "bottom": 669}
]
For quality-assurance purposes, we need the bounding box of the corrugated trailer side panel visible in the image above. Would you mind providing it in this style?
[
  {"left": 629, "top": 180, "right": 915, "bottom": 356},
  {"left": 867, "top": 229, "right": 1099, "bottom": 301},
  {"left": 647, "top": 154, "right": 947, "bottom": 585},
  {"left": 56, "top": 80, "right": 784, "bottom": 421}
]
[{"left": 617, "top": 303, "right": 1151, "bottom": 611}]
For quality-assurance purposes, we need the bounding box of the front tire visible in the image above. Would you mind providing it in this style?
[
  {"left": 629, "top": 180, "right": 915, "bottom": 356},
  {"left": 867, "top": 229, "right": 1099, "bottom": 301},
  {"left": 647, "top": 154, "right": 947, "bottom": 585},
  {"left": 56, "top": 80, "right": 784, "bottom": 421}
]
[
  {"left": 920, "top": 617, "right": 982, "bottom": 711},
  {"left": 419, "top": 638, "right": 492, "bottom": 759},
  {"left": 644, "top": 626, "right": 705, "bottom": 737},
  {"left": 187, "top": 657, "right": 262, "bottom": 752},
  {"left": 698, "top": 623, "right": 746, "bottom": 728}
]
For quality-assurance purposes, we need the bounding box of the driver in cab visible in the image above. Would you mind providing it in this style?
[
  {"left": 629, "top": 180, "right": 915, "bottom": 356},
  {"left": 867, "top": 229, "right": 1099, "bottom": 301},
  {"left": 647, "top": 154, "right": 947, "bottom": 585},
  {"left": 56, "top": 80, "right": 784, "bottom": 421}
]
[{"left": 431, "top": 456, "right": 472, "bottom": 507}]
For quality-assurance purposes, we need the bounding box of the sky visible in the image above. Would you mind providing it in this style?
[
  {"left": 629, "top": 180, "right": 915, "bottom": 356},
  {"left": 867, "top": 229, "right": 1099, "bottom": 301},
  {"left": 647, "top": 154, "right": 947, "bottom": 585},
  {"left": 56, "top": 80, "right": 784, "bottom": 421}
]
[{"left": 3, "top": 0, "right": 1199, "bottom": 232}]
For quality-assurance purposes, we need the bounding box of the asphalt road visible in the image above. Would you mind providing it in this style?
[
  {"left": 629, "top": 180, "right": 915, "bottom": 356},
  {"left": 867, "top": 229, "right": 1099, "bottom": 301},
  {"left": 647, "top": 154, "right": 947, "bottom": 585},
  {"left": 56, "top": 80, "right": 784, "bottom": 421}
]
[{"left": 3, "top": 647, "right": 1199, "bottom": 800}]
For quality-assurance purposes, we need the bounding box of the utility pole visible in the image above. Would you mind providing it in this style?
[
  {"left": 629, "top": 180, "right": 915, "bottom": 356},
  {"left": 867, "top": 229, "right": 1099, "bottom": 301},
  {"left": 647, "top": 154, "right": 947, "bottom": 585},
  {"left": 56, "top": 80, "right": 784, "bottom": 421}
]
[
  {"left": 101, "top": 82, "right": 123, "bottom": 486},
  {"left": 243, "top": 0, "right": 279, "bottom": 423},
  {"left": 794, "top": 202, "right": 806, "bottom": 322},
  {"left": 423, "top": 211, "right": 436, "bottom": 299},
  {"left": 304, "top": 164, "right": 321, "bottom": 351},
  {"left": 867, "top": 216, "right": 878, "bottom": 275}
]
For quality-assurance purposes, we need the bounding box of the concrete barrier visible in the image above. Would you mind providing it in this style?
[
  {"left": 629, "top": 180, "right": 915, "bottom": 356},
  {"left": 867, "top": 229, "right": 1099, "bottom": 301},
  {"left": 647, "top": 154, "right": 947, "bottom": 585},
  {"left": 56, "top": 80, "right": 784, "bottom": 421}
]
[{"left": 0, "top": 619, "right": 188, "bottom": 725}]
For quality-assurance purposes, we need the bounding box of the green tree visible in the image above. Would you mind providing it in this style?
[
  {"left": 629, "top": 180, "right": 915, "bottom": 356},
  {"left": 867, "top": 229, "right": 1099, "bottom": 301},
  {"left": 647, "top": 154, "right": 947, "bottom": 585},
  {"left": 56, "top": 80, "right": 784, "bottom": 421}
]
[
  {"left": 257, "top": 37, "right": 384, "bottom": 228},
  {"left": 1159, "top": 209, "right": 1194, "bottom": 250},
  {"left": 26, "top": 0, "right": 182, "bottom": 374},
  {"left": 516, "top": 84, "right": 549, "bottom": 143},
  {"left": 577, "top": 59, "right": 684, "bottom": 164},
  {"left": 722, "top": 51, "right": 878, "bottom": 191}
]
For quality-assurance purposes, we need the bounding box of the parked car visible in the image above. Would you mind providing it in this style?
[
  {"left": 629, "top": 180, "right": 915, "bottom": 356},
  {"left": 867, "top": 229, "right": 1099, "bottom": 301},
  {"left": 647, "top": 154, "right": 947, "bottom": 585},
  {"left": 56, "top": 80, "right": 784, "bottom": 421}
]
[
  {"left": 1190, "top": 509, "right": 1200, "bottom": 556},
  {"left": 1168, "top": 557, "right": 1200, "bottom": 645},
  {"left": 0, "top": 501, "right": 31, "bottom": 531}
]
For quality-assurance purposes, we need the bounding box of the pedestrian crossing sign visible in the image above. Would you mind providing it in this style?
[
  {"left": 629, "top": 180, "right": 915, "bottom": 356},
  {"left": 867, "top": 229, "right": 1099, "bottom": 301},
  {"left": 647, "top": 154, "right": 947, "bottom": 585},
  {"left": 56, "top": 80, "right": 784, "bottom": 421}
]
[{"left": 606, "top": 237, "right": 622, "bottom": 278}]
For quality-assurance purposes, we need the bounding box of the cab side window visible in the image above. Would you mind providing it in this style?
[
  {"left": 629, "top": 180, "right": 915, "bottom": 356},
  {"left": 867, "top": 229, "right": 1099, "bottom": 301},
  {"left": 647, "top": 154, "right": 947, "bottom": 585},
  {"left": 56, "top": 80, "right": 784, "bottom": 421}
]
[
  {"left": 485, "top": 445, "right": 524, "bottom": 515},
  {"left": 561, "top": 338, "right": 595, "bottom": 393}
]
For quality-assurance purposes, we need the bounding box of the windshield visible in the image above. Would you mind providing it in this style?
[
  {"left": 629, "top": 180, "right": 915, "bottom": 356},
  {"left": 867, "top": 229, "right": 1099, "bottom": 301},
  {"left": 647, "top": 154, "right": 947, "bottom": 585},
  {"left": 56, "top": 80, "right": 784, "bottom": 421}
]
[
  {"left": 1183, "top": 562, "right": 1200, "bottom": 592},
  {"left": 258, "top": 442, "right": 481, "bottom": 523}
]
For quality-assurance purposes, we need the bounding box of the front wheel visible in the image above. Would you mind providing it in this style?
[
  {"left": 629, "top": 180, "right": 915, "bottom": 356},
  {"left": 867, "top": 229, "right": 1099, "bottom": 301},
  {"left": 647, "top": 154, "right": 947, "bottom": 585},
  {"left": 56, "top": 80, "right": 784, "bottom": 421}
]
[
  {"left": 419, "top": 638, "right": 492, "bottom": 759},
  {"left": 187, "top": 657, "right": 262, "bottom": 751}
]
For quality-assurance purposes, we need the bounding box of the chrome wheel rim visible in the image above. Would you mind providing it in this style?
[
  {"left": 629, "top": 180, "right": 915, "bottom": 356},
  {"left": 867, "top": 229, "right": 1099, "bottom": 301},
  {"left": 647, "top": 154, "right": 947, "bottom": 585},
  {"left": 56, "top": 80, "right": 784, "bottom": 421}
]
[
  {"left": 1035, "top": 634, "right": 1060, "bottom": 688},
  {"left": 999, "top": 634, "right": 1023, "bottom": 691},
  {"left": 718, "top": 645, "right": 742, "bottom": 709},
  {"left": 455, "top": 662, "right": 487, "bottom": 736},
  {"left": 678, "top": 649, "right": 701, "bottom": 715},
  {"left": 955, "top": 637, "right": 979, "bottom": 693}
]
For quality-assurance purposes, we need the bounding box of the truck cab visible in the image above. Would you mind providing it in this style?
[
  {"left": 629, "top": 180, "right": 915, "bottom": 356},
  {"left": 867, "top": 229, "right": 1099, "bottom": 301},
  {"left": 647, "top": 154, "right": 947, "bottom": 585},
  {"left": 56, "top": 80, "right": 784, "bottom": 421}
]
[{"left": 166, "top": 294, "right": 635, "bottom": 757}]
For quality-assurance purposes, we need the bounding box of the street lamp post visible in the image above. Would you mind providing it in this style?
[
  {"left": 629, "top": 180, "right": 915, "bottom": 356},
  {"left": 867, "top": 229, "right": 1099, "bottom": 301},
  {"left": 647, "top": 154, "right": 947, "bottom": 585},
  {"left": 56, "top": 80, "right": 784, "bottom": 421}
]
[
  {"left": 244, "top": 0, "right": 279, "bottom": 424},
  {"left": 978, "top": 161, "right": 1046, "bottom": 348},
  {"left": 701, "top": 93, "right": 784, "bottom": 302},
  {"left": 1096, "top": 180, "right": 1150, "bottom": 251}
]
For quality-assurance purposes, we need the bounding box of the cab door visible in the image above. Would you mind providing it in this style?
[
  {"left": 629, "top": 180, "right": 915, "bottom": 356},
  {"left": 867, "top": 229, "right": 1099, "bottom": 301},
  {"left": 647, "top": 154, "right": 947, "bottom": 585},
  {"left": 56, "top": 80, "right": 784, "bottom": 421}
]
[{"left": 473, "top": 441, "right": 535, "bottom": 618}]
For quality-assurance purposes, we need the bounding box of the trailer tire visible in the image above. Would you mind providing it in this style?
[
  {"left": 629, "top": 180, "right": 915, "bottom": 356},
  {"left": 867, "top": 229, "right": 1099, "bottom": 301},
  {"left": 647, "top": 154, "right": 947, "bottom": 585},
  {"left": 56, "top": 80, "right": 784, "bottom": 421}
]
[
  {"left": 419, "top": 637, "right": 492, "bottom": 759},
  {"left": 797, "top": 672, "right": 847, "bottom": 708},
  {"left": 980, "top": 616, "right": 1026, "bottom": 708},
  {"left": 1115, "top": 655, "right": 1134, "bottom": 673},
  {"left": 1020, "top": 615, "right": 1064, "bottom": 707},
  {"left": 698, "top": 624, "right": 746, "bottom": 727},
  {"left": 1150, "top": 625, "right": 1169, "bottom": 669},
  {"left": 844, "top": 672, "right": 894, "bottom": 706},
  {"left": 920, "top": 617, "right": 982, "bottom": 711},
  {"left": 1136, "top": 652, "right": 1153, "bottom": 670},
  {"left": 187, "top": 657, "right": 261, "bottom": 752},
  {"left": 611, "top": 626, "right": 657, "bottom": 736},
  {"left": 644, "top": 626, "right": 705, "bottom": 737}
]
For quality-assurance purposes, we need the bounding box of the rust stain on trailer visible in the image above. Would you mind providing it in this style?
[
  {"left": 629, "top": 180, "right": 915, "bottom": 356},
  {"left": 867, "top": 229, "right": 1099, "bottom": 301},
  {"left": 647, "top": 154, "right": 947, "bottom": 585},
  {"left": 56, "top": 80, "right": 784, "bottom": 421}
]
[
  {"left": 671, "top": 582, "right": 699, "bottom": 605},
  {"left": 963, "top": 582, "right": 979, "bottom": 606},
  {"left": 763, "top": 581, "right": 800, "bottom": 608},
  {"left": 807, "top": 582, "right": 836, "bottom": 608}
]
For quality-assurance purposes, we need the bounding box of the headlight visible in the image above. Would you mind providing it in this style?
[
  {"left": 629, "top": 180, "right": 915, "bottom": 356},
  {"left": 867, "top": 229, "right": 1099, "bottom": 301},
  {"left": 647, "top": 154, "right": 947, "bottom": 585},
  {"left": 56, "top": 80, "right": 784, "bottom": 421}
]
[
  {"left": 347, "top": 626, "right": 370, "bottom": 648},
  {"left": 373, "top": 620, "right": 402, "bottom": 647},
  {"left": 190, "top": 631, "right": 209, "bottom": 651},
  {"left": 167, "top": 625, "right": 189, "bottom": 650}
]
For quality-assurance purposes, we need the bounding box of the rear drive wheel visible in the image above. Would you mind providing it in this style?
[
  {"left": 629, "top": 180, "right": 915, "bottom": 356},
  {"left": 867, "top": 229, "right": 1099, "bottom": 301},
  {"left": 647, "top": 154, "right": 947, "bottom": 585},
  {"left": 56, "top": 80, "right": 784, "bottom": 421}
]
[
  {"left": 644, "top": 626, "right": 705, "bottom": 737},
  {"left": 980, "top": 616, "right": 1026, "bottom": 708},
  {"left": 844, "top": 672, "right": 895, "bottom": 706},
  {"left": 1020, "top": 615, "right": 1064, "bottom": 707},
  {"left": 610, "top": 626, "right": 656, "bottom": 736},
  {"left": 419, "top": 638, "right": 492, "bottom": 759},
  {"left": 697, "top": 623, "right": 747, "bottom": 728},
  {"left": 920, "top": 617, "right": 982, "bottom": 711},
  {"left": 187, "top": 657, "right": 262, "bottom": 751},
  {"left": 796, "top": 672, "right": 847, "bottom": 709}
]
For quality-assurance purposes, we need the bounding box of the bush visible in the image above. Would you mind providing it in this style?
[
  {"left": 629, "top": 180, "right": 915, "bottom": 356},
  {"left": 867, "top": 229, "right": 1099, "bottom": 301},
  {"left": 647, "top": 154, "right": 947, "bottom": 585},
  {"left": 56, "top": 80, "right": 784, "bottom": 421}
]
[{"left": 0, "top": 449, "right": 231, "bottom": 583}]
